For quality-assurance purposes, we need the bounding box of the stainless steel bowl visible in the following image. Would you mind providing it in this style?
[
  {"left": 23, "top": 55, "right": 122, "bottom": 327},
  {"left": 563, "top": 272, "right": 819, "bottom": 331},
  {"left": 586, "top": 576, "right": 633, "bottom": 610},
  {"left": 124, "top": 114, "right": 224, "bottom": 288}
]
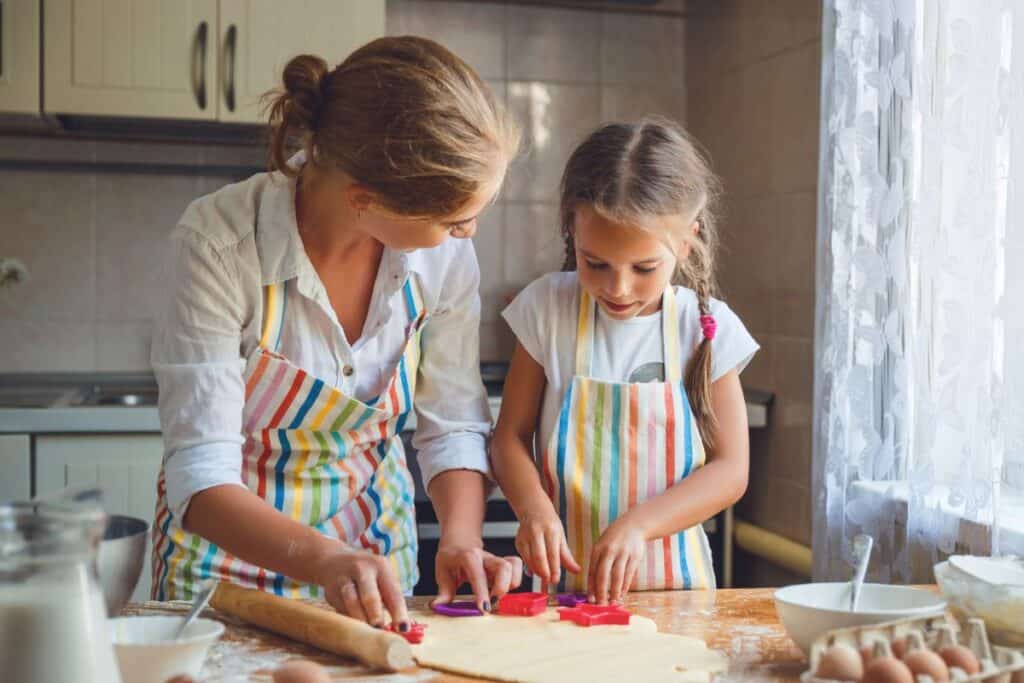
[{"left": 98, "top": 515, "right": 149, "bottom": 616}]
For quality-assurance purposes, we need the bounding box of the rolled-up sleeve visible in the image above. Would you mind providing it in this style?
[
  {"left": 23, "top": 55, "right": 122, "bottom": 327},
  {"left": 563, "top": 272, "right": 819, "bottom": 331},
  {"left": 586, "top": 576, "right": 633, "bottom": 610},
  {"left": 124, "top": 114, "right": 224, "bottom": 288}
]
[
  {"left": 151, "top": 226, "right": 249, "bottom": 519},
  {"left": 411, "top": 240, "right": 493, "bottom": 488}
]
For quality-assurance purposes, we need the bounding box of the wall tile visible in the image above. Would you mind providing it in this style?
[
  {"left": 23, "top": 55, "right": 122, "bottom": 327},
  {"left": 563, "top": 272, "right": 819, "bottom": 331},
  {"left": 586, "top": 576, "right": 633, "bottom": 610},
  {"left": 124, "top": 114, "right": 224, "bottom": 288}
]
[
  {"left": 0, "top": 170, "right": 96, "bottom": 322},
  {"left": 504, "top": 82, "right": 601, "bottom": 202},
  {"left": 775, "top": 192, "right": 817, "bottom": 338},
  {"left": 601, "top": 13, "right": 685, "bottom": 86},
  {"left": 0, "top": 319, "right": 96, "bottom": 372},
  {"left": 472, "top": 202, "right": 506, "bottom": 323},
  {"left": 95, "top": 174, "right": 197, "bottom": 322},
  {"left": 506, "top": 6, "right": 600, "bottom": 83},
  {"left": 503, "top": 202, "right": 563, "bottom": 289},
  {"left": 600, "top": 84, "right": 686, "bottom": 125},
  {"left": 770, "top": 42, "right": 822, "bottom": 194},
  {"left": 386, "top": 0, "right": 505, "bottom": 80},
  {"left": 95, "top": 322, "right": 152, "bottom": 371}
]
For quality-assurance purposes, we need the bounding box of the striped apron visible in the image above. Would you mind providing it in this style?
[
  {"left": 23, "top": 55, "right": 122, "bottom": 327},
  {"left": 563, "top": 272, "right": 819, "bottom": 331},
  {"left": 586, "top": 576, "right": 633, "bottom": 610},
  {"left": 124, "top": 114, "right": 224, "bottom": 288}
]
[
  {"left": 541, "top": 286, "right": 715, "bottom": 593},
  {"left": 151, "top": 277, "right": 427, "bottom": 600}
]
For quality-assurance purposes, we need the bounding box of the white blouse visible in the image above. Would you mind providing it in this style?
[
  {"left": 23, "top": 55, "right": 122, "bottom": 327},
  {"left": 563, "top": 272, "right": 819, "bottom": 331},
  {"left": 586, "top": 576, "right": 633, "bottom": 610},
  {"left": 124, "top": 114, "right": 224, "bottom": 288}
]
[{"left": 152, "top": 165, "right": 493, "bottom": 519}]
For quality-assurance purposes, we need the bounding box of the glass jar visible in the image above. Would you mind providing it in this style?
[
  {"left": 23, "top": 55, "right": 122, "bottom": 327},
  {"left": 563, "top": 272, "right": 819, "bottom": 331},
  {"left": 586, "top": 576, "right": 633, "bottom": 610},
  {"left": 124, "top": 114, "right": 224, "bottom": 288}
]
[{"left": 0, "top": 500, "right": 122, "bottom": 682}]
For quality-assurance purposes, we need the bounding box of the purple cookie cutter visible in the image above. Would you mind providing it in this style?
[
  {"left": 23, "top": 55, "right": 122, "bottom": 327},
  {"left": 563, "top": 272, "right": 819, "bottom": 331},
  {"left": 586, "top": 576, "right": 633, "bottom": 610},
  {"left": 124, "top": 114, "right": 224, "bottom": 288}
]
[
  {"left": 555, "top": 593, "right": 588, "bottom": 608},
  {"left": 431, "top": 600, "right": 485, "bottom": 617}
]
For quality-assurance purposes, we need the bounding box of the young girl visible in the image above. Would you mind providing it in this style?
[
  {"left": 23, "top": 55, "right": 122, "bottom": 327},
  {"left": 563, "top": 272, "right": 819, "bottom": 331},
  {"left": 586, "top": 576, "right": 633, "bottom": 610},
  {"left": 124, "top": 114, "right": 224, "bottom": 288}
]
[{"left": 492, "top": 117, "right": 757, "bottom": 604}]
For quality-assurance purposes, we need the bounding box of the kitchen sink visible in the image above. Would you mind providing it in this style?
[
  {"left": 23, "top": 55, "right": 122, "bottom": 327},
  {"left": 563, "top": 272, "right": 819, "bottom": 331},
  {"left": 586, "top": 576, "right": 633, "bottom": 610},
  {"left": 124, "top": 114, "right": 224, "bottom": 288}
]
[{"left": 78, "top": 386, "right": 159, "bottom": 407}]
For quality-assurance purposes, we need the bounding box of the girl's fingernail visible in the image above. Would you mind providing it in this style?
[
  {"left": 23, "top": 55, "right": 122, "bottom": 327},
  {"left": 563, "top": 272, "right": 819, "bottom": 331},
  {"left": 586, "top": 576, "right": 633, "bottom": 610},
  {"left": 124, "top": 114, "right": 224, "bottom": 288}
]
[
  {"left": 588, "top": 594, "right": 595, "bottom": 603},
  {"left": 491, "top": 596, "right": 499, "bottom": 606},
  {"left": 399, "top": 621, "right": 410, "bottom": 633},
  {"left": 483, "top": 601, "right": 492, "bottom": 612}
]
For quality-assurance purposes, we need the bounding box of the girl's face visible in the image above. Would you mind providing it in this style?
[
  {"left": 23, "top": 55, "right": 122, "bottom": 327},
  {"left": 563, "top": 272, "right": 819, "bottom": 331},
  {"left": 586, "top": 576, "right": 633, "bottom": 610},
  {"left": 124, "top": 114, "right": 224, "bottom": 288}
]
[
  {"left": 357, "top": 168, "right": 505, "bottom": 251},
  {"left": 573, "top": 205, "right": 695, "bottom": 319}
]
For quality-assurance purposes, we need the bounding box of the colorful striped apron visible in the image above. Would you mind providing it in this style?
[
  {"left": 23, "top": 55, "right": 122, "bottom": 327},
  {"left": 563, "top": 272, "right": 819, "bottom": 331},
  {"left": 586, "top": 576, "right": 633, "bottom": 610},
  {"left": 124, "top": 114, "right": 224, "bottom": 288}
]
[
  {"left": 541, "top": 286, "right": 715, "bottom": 593},
  {"left": 151, "top": 277, "right": 427, "bottom": 600}
]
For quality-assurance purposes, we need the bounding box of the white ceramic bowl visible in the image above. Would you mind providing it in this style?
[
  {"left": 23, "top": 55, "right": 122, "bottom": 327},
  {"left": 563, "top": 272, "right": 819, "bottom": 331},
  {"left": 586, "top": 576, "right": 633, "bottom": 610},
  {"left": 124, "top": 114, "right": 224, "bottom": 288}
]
[
  {"left": 774, "top": 582, "right": 946, "bottom": 654},
  {"left": 109, "top": 615, "right": 224, "bottom": 683},
  {"left": 935, "top": 559, "right": 1024, "bottom": 647}
]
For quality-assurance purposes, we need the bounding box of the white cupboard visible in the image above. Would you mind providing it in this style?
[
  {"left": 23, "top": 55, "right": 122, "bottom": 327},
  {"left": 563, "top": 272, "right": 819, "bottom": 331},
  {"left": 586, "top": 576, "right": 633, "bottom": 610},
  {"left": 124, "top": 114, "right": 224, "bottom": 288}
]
[
  {"left": 0, "top": 0, "right": 41, "bottom": 114},
  {"left": 44, "top": 0, "right": 385, "bottom": 122},
  {"left": 0, "top": 434, "right": 31, "bottom": 501},
  {"left": 35, "top": 434, "right": 164, "bottom": 602}
]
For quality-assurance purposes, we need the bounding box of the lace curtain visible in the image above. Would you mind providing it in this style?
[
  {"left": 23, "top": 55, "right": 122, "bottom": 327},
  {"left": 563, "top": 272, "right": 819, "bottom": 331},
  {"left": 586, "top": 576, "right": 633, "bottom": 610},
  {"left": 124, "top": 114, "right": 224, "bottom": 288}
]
[{"left": 814, "top": 0, "right": 1024, "bottom": 582}]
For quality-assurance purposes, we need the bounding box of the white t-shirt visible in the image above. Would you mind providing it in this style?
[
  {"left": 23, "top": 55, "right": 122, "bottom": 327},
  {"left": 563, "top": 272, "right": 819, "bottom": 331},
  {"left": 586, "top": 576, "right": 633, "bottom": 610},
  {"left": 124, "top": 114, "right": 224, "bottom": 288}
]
[{"left": 502, "top": 271, "right": 759, "bottom": 453}]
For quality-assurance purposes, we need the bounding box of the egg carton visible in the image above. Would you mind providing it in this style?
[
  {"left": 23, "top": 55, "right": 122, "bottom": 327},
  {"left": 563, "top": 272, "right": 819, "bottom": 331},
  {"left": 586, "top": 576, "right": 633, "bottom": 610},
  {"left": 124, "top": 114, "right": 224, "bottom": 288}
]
[{"left": 800, "top": 612, "right": 1024, "bottom": 683}]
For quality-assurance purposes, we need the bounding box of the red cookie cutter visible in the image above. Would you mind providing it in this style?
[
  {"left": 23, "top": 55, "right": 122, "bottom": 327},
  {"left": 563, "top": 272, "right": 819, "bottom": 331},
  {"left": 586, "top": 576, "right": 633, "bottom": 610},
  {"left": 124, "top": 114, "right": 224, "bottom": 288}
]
[
  {"left": 496, "top": 592, "right": 548, "bottom": 616},
  {"left": 557, "top": 604, "right": 631, "bottom": 626},
  {"left": 387, "top": 622, "right": 427, "bottom": 644}
]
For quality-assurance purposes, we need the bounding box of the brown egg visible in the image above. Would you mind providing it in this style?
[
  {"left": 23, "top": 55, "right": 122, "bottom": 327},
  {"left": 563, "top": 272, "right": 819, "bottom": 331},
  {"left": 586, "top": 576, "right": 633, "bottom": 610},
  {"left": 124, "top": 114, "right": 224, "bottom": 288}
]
[
  {"left": 816, "top": 644, "right": 865, "bottom": 681},
  {"left": 938, "top": 644, "right": 981, "bottom": 675},
  {"left": 164, "top": 677, "right": 195, "bottom": 683},
  {"left": 903, "top": 648, "right": 950, "bottom": 682},
  {"left": 863, "top": 656, "right": 915, "bottom": 683},
  {"left": 273, "top": 659, "right": 331, "bottom": 683}
]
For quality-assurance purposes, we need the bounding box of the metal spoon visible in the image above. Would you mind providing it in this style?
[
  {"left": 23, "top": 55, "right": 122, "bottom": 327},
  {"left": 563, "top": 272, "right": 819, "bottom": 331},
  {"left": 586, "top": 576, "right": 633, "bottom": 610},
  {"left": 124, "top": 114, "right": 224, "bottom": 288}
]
[
  {"left": 173, "top": 581, "right": 217, "bottom": 640},
  {"left": 849, "top": 534, "right": 873, "bottom": 612}
]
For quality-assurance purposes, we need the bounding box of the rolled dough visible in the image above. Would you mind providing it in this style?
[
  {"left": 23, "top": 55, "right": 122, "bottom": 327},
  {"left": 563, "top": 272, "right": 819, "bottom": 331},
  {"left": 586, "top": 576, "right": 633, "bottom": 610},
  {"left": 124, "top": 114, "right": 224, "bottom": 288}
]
[{"left": 411, "top": 608, "right": 727, "bottom": 683}]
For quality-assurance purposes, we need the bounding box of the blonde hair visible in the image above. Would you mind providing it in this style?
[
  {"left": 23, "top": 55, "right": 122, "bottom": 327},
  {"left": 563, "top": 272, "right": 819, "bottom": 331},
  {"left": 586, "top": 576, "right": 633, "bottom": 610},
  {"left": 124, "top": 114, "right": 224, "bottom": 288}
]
[
  {"left": 559, "top": 116, "right": 723, "bottom": 442},
  {"left": 264, "top": 36, "right": 519, "bottom": 218}
]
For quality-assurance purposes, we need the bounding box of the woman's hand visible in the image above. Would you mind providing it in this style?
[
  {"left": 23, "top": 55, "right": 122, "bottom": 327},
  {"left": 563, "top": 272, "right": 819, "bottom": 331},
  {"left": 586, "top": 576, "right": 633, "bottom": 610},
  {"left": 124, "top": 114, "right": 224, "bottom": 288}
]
[
  {"left": 314, "top": 542, "right": 410, "bottom": 630},
  {"left": 587, "top": 517, "right": 646, "bottom": 604},
  {"left": 514, "top": 505, "right": 580, "bottom": 586},
  {"left": 433, "top": 536, "right": 524, "bottom": 612}
]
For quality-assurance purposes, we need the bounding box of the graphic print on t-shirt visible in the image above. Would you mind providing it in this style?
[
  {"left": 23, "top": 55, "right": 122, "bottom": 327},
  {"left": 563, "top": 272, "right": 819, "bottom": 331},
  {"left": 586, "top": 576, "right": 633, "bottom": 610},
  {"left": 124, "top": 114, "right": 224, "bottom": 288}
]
[{"left": 628, "top": 361, "right": 665, "bottom": 383}]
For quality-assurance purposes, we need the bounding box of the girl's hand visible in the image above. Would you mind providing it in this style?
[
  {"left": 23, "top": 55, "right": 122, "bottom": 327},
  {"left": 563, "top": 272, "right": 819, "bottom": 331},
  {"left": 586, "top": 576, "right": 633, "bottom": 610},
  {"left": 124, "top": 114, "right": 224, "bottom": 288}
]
[
  {"left": 588, "top": 518, "right": 646, "bottom": 604},
  {"left": 314, "top": 542, "right": 410, "bottom": 629},
  {"left": 433, "top": 537, "right": 524, "bottom": 613},
  {"left": 514, "top": 507, "right": 581, "bottom": 585}
]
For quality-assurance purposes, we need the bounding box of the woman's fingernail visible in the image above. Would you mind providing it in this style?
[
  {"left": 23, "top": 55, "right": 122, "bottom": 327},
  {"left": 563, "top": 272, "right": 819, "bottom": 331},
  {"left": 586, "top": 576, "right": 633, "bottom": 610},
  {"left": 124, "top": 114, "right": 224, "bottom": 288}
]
[
  {"left": 588, "top": 594, "right": 595, "bottom": 603},
  {"left": 483, "top": 601, "right": 491, "bottom": 612},
  {"left": 491, "top": 596, "right": 499, "bottom": 606},
  {"left": 399, "top": 621, "right": 410, "bottom": 633}
]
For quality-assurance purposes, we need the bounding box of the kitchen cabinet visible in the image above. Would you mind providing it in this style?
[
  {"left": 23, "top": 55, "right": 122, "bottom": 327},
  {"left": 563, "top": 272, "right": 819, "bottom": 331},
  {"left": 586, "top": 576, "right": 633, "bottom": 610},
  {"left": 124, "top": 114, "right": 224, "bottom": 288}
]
[
  {"left": 43, "top": 0, "right": 384, "bottom": 122},
  {"left": 218, "top": 0, "right": 384, "bottom": 123},
  {"left": 0, "top": 0, "right": 41, "bottom": 114},
  {"left": 35, "top": 434, "right": 164, "bottom": 602},
  {"left": 0, "top": 434, "right": 31, "bottom": 502}
]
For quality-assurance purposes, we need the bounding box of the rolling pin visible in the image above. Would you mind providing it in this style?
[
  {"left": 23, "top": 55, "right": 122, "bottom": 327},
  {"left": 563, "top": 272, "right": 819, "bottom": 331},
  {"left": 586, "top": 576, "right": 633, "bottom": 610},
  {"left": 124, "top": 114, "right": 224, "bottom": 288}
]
[{"left": 210, "top": 582, "right": 413, "bottom": 671}]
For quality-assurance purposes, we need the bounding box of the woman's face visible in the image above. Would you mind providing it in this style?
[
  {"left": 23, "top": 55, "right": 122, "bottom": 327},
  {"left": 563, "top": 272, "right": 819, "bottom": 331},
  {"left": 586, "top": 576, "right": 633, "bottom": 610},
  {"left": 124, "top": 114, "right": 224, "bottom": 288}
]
[
  {"left": 358, "top": 171, "right": 504, "bottom": 251},
  {"left": 573, "top": 205, "right": 695, "bottom": 319}
]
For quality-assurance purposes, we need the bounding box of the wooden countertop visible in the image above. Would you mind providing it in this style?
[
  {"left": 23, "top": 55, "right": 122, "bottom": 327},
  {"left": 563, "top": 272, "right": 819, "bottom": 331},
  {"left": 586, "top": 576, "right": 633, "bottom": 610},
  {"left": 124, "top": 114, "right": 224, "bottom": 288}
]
[{"left": 124, "top": 588, "right": 807, "bottom": 682}]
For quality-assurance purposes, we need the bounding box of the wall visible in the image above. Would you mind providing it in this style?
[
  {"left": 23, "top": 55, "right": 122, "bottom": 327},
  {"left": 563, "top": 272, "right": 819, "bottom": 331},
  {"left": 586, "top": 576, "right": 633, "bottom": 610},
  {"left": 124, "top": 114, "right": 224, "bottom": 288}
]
[
  {"left": 0, "top": 0, "right": 688, "bottom": 371},
  {"left": 684, "top": 0, "right": 822, "bottom": 586}
]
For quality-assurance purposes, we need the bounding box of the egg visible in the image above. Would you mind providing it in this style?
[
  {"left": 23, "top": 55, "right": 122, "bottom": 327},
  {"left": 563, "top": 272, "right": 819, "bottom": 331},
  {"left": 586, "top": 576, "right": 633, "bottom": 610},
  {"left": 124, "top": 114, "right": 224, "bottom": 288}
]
[
  {"left": 903, "top": 648, "right": 950, "bottom": 682},
  {"left": 816, "top": 644, "right": 865, "bottom": 681},
  {"left": 1012, "top": 668, "right": 1024, "bottom": 683},
  {"left": 273, "top": 659, "right": 331, "bottom": 683},
  {"left": 862, "top": 656, "right": 915, "bottom": 683},
  {"left": 164, "top": 678, "right": 195, "bottom": 683},
  {"left": 938, "top": 644, "right": 981, "bottom": 675}
]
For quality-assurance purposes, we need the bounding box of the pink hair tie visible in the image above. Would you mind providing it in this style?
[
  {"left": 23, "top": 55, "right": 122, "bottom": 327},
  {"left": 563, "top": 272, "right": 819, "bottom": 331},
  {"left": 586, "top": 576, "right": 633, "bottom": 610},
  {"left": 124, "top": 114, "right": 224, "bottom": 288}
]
[{"left": 700, "top": 314, "right": 717, "bottom": 341}]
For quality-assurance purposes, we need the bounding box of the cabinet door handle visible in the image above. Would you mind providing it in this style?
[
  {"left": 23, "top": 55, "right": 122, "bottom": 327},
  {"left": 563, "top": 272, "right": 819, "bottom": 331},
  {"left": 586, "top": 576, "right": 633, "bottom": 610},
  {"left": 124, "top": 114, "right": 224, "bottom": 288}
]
[
  {"left": 191, "top": 21, "right": 208, "bottom": 110},
  {"left": 223, "top": 24, "right": 237, "bottom": 112}
]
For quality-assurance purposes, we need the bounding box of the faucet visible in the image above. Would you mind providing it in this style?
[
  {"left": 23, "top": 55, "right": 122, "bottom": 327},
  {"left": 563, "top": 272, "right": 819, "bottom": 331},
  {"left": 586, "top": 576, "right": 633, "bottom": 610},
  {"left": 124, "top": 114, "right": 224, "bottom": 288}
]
[{"left": 0, "top": 258, "right": 29, "bottom": 289}]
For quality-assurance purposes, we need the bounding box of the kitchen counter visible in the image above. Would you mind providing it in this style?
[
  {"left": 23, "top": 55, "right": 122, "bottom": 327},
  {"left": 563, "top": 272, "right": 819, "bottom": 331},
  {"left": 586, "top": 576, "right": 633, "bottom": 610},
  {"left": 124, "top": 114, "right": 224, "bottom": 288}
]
[
  {"left": 0, "top": 373, "right": 772, "bottom": 433},
  {"left": 123, "top": 588, "right": 807, "bottom": 682}
]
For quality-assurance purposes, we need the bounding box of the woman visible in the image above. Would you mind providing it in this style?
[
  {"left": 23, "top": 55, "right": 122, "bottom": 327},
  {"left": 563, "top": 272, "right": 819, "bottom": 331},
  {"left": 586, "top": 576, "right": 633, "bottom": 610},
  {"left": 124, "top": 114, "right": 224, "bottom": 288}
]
[{"left": 149, "top": 36, "right": 522, "bottom": 632}]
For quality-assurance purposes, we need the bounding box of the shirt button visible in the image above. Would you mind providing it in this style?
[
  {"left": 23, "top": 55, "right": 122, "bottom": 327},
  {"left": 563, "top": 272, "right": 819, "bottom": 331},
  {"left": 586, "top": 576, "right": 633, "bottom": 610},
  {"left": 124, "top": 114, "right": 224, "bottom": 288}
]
[{"left": 342, "top": 365, "right": 354, "bottom": 377}]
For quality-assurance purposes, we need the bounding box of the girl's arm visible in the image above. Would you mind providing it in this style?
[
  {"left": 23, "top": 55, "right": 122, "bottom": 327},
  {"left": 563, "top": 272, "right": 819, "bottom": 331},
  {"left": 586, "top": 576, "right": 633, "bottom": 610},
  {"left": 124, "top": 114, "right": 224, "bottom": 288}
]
[
  {"left": 491, "top": 343, "right": 581, "bottom": 584},
  {"left": 588, "top": 369, "right": 749, "bottom": 602}
]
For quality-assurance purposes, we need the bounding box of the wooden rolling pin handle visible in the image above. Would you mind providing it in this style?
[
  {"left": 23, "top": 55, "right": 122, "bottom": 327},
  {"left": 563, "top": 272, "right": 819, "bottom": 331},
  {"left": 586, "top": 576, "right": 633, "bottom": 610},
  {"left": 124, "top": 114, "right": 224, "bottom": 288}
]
[{"left": 210, "top": 582, "right": 413, "bottom": 672}]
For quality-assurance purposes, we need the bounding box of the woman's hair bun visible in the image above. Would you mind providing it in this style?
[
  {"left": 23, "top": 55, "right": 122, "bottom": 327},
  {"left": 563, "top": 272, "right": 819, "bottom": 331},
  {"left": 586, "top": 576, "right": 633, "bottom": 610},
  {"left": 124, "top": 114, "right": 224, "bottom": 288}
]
[{"left": 279, "top": 54, "right": 329, "bottom": 130}]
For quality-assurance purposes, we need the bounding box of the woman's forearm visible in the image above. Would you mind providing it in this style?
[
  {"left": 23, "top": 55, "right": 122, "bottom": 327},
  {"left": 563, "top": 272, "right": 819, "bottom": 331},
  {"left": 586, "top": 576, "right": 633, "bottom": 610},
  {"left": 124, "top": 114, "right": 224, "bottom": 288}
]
[
  {"left": 427, "top": 469, "right": 487, "bottom": 545},
  {"left": 183, "top": 484, "right": 339, "bottom": 583}
]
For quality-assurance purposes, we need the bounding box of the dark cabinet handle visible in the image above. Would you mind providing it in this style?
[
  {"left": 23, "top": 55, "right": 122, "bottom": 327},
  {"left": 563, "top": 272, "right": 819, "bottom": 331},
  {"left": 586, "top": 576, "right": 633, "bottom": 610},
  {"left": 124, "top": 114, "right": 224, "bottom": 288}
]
[
  {"left": 223, "top": 24, "right": 237, "bottom": 112},
  {"left": 191, "top": 21, "right": 208, "bottom": 110}
]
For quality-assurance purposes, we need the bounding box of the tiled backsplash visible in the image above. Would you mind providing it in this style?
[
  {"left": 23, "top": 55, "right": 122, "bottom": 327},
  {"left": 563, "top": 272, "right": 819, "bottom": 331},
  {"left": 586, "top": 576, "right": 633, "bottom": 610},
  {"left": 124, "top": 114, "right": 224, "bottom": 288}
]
[{"left": 0, "top": 0, "right": 687, "bottom": 372}]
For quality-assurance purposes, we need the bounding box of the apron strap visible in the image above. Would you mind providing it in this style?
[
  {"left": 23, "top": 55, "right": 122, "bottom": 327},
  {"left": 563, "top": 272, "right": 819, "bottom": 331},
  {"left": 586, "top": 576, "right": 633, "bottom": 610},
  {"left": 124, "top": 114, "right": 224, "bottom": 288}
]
[
  {"left": 573, "top": 285, "right": 683, "bottom": 381},
  {"left": 401, "top": 273, "right": 427, "bottom": 324},
  {"left": 259, "top": 280, "right": 288, "bottom": 352}
]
